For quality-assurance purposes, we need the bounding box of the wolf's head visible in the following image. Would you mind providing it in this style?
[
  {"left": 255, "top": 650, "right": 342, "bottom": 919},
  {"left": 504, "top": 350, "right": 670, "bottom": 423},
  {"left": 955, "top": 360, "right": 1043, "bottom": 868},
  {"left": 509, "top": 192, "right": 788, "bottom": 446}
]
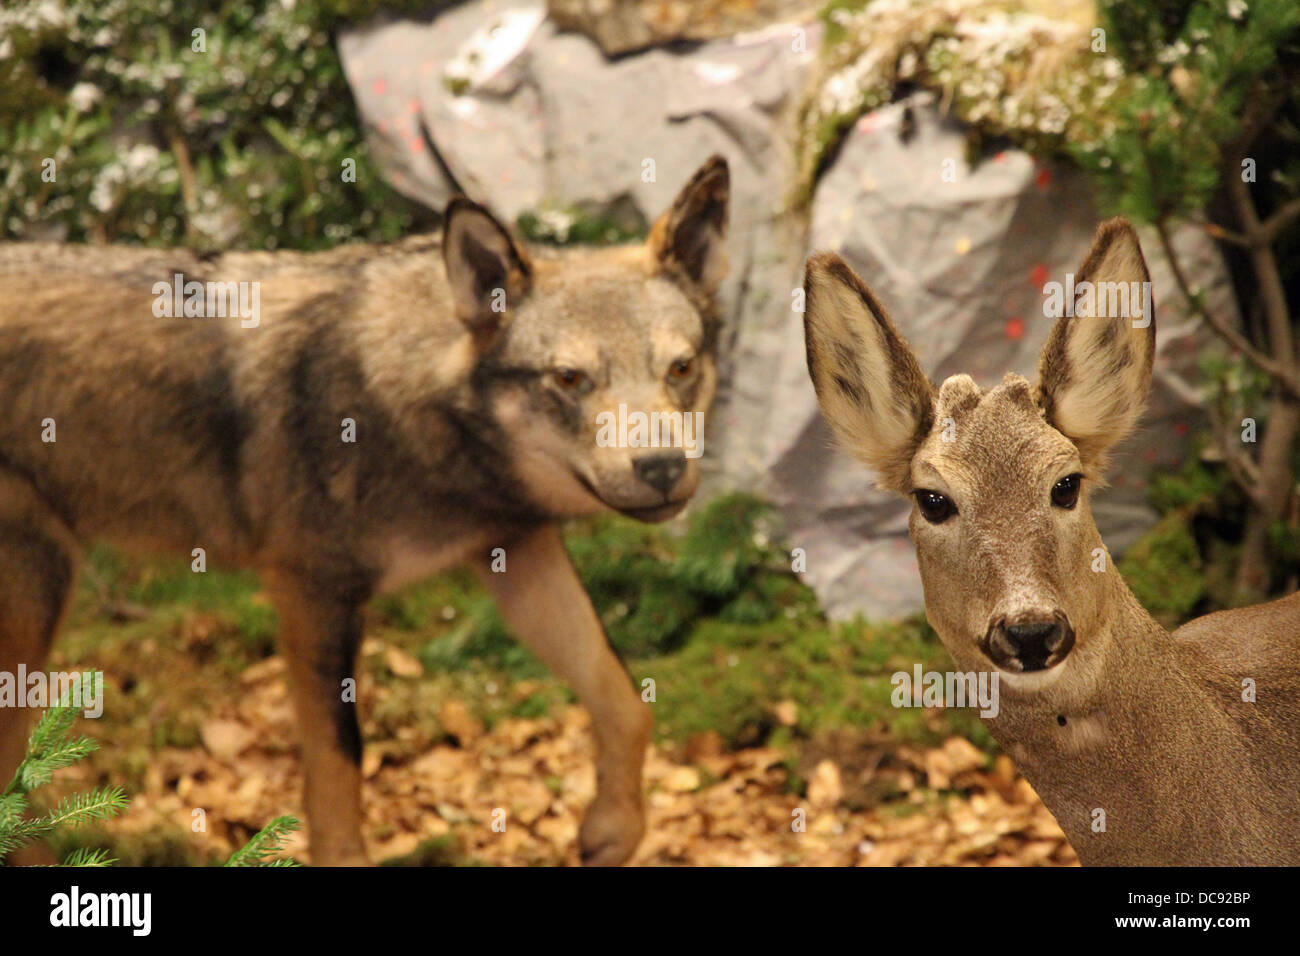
[{"left": 443, "top": 156, "right": 729, "bottom": 522}]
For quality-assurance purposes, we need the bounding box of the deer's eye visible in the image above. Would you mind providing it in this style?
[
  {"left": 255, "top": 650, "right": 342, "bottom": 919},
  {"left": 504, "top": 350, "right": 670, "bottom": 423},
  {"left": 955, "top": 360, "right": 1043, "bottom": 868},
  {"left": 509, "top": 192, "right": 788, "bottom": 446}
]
[
  {"left": 914, "top": 490, "right": 956, "bottom": 524},
  {"left": 1051, "top": 474, "right": 1082, "bottom": 509},
  {"left": 668, "top": 357, "right": 695, "bottom": 382},
  {"left": 552, "top": 368, "right": 590, "bottom": 392}
]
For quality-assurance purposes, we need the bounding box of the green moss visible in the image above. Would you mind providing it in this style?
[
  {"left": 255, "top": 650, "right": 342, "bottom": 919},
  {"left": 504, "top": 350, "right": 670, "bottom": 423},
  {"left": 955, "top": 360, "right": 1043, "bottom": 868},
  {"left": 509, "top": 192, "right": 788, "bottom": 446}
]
[
  {"left": 1147, "top": 453, "right": 1230, "bottom": 514},
  {"left": 638, "top": 613, "right": 996, "bottom": 753},
  {"left": 1119, "top": 513, "right": 1206, "bottom": 628},
  {"left": 516, "top": 203, "right": 646, "bottom": 246}
]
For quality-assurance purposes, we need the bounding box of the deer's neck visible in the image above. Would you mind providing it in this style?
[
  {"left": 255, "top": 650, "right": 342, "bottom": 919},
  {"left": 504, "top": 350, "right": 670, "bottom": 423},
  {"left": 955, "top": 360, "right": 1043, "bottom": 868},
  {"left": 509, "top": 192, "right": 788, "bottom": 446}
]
[{"left": 984, "top": 569, "right": 1269, "bottom": 863}]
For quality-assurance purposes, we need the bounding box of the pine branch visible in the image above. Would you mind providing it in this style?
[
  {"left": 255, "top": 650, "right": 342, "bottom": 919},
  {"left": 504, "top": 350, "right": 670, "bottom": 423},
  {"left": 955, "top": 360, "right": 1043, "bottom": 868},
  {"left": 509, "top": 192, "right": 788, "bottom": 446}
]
[
  {"left": 22, "top": 707, "right": 79, "bottom": 767},
  {"left": 225, "top": 815, "right": 302, "bottom": 867},
  {"left": 42, "top": 787, "right": 129, "bottom": 831},
  {"left": 18, "top": 736, "right": 100, "bottom": 793},
  {"left": 0, "top": 815, "right": 56, "bottom": 857},
  {"left": 1, "top": 701, "right": 127, "bottom": 865},
  {"left": 62, "top": 847, "right": 117, "bottom": 867},
  {"left": 0, "top": 792, "right": 28, "bottom": 827}
]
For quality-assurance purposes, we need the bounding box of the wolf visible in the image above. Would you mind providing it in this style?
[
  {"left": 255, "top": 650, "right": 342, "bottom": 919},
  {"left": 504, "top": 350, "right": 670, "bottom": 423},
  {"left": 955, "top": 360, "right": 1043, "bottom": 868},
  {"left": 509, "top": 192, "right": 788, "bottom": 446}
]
[{"left": 0, "top": 155, "right": 730, "bottom": 866}]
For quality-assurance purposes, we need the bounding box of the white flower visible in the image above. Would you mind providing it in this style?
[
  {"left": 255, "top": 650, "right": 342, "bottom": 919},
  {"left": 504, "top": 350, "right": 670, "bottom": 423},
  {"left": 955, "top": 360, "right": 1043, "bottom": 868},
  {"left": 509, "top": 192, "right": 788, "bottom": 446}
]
[
  {"left": 68, "top": 82, "right": 102, "bottom": 113},
  {"left": 90, "top": 166, "right": 123, "bottom": 213},
  {"left": 124, "top": 144, "right": 161, "bottom": 178},
  {"left": 1228, "top": 0, "right": 1247, "bottom": 21}
]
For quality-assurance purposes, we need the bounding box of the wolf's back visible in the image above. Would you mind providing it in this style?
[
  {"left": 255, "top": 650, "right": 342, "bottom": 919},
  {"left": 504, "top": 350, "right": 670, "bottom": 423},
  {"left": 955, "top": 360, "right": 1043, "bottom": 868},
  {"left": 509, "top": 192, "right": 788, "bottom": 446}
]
[{"left": 0, "top": 242, "right": 268, "bottom": 553}]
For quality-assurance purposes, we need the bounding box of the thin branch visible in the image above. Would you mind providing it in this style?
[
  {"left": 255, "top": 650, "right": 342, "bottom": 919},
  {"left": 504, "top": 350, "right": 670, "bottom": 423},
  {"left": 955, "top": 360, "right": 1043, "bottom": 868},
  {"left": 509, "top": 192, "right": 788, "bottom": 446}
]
[
  {"left": 168, "top": 129, "right": 199, "bottom": 244},
  {"left": 1154, "top": 218, "right": 1300, "bottom": 401},
  {"left": 1224, "top": 81, "right": 1289, "bottom": 165},
  {"left": 1259, "top": 196, "right": 1300, "bottom": 246},
  {"left": 1216, "top": 426, "right": 1266, "bottom": 506},
  {"left": 1226, "top": 160, "right": 1297, "bottom": 370},
  {"left": 1196, "top": 218, "right": 1251, "bottom": 247}
]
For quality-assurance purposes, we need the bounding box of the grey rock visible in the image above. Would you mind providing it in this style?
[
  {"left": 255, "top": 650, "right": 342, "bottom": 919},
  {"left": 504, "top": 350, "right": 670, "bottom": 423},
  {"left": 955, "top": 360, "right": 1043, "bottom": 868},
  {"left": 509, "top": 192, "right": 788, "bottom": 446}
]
[{"left": 339, "top": 4, "right": 1231, "bottom": 619}]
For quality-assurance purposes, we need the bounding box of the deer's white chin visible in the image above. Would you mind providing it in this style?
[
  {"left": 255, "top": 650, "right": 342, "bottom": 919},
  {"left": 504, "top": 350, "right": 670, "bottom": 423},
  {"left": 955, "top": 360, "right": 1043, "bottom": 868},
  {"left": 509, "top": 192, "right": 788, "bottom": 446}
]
[{"left": 996, "top": 657, "right": 1070, "bottom": 692}]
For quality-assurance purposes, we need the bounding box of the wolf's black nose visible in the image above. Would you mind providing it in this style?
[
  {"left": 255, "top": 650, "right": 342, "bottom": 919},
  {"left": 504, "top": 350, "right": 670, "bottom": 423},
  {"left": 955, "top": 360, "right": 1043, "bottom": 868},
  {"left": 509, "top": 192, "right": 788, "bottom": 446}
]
[{"left": 633, "top": 451, "right": 686, "bottom": 495}]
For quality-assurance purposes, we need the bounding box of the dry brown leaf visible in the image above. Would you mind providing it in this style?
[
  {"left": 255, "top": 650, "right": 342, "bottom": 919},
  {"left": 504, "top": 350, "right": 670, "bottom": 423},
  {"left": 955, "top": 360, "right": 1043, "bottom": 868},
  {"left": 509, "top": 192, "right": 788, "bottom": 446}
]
[
  {"left": 199, "top": 718, "right": 254, "bottom": 762},
  {"left": 385, "top": 646, "right": 424, "bottom": 678},
  {"left": 662, "top": 766, "right": 701, "bottom": 793},
  {"left": 807, "top": 759, "right": 843, "bottom": 808},
  {"left": 684, "top": 729, "right": 724, "bottom": 762},
  {"left": 438, "top": 699, "right": 485, "bottom": 745},
  {"left": 239, "top": 655, "right": 286, "bottom": 685},
  {"left": 772, "top": 699, "right": 799, "bottom": 726}
]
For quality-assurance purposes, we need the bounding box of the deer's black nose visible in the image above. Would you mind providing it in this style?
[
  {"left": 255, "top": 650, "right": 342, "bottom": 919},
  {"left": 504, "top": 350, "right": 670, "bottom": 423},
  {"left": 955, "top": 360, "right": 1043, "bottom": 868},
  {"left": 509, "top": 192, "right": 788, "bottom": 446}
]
[
  {"left": 985, "top": 614, "right": 1075, "bottom": 672},
  {"left": 633, "top": 451, "right": 686, "bottom": 496}
]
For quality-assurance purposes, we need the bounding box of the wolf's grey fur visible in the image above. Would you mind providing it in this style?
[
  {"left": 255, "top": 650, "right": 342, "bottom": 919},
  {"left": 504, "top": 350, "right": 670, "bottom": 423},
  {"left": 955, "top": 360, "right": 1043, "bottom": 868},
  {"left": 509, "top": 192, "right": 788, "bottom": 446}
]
[{"left": 0, "top": 155, "right": 731, "bottom": 866}]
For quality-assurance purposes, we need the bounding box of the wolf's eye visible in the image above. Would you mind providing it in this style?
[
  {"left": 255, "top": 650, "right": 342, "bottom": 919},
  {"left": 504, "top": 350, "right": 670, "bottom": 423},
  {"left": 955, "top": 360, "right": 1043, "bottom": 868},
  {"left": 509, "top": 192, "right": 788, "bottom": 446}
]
[
  {"left": 1051, "top": 474, "right": 1082, "bottom": 509},
  {"left": 914, "top": 490, "right": 955, "bottom": 524},
  {"left": 552, "top": 368, "right": 589, "bottom": 391},
  {"left": 667, "top": 358, "right": 695, "bottom": 382}
]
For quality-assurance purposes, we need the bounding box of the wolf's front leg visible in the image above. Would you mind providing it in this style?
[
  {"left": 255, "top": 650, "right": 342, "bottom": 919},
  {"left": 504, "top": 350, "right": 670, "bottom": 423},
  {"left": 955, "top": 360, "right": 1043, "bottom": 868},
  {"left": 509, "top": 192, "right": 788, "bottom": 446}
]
[
  {"left": 476, "top": 524, "right": 651, "bottom": 866},
  {"left": 265, "top": 568, "right": 370, "bottom": 866}
]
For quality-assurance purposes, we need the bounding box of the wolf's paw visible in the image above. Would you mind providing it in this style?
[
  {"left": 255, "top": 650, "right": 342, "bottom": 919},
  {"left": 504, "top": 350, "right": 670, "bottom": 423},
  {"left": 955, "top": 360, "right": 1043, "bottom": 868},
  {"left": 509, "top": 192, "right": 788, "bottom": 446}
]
[{"left": 578, "top": 792, "right": 644, "bottom": 866}]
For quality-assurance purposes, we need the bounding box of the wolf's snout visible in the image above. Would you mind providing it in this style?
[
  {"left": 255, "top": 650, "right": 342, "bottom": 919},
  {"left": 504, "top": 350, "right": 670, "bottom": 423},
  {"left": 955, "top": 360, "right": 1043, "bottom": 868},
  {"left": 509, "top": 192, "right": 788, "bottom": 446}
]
[
  {"left": 632, "top": 451, "right": 686, "bottom": 495},
  {"left": 984, "top": 612, "right": 1075, "bottom": 673}
]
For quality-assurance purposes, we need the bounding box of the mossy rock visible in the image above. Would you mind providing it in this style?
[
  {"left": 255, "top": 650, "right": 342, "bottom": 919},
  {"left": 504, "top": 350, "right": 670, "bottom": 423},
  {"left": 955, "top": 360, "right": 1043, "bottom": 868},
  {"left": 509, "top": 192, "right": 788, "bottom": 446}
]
[{"left": 1119, "top": 512, "right": 1205, "bottom": 628}]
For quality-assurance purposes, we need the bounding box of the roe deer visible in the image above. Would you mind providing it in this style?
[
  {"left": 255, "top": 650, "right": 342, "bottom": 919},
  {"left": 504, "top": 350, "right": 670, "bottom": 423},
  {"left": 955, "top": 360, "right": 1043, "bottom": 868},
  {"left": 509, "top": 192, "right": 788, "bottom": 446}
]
[{"left": 802, "top": 218, "right": 1300, "bottom": 865}]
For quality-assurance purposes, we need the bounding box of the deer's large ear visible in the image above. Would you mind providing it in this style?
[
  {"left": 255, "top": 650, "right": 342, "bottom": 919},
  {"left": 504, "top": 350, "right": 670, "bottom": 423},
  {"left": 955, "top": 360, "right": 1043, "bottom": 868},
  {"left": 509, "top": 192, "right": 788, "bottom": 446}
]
[
  {"left": 803, "top": 253, "right": 936, "bottom": 494},
  {"left": 1036, "top": 218, "right": 1156, "bottom": 474},
  {"left": 648, "top": 154, "right": 729, "bottom": 295},
  {"left": 443, "top": 198, "right": 532, "bottom": 341}
]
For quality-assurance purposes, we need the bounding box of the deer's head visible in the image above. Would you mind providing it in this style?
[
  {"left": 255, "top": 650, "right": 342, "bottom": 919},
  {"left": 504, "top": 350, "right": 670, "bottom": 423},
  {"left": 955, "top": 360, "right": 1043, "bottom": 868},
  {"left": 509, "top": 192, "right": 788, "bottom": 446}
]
[{"left": 804, "top": 220, "right": 1155, "bottom": 686}]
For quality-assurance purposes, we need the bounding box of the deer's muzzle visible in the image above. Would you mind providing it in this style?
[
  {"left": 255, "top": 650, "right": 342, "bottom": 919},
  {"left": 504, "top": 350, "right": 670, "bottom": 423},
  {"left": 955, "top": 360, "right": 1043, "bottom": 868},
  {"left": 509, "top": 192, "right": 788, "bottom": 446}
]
[{"left": 983, "top": 612, "right": 1075, "bottom": 673}]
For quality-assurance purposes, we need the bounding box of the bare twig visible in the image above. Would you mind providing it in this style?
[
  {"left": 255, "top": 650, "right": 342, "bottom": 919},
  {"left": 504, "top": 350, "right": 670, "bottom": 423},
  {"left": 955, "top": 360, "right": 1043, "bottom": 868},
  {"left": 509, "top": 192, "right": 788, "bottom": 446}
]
[
  {"left": 1226, "top": 162, "right": 1296, "bottom": 371},
  {"left": 1154, "top": 218, "right": 1300, "bottom": 401},
  {"left": 1221, "top": 438, "right": 1266, "bottom": 507},
  {"left": 1259, "top": 196, "right": 1300, "bottom": 247},
  {"left": 1196, "top": 218, "right": 1251, "bottom": 247},
  {"left": 168, "top": 129, "right": 199, "bottom": 243}
]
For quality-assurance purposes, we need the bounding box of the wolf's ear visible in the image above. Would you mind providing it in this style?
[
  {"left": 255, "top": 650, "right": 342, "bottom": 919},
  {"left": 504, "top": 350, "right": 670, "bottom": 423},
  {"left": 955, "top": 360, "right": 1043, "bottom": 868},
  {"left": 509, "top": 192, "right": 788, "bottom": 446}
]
[
  {"left": 648, "top": 154, "right": 729, "bottom": 294},
  {"left": 803, "top": 253, "right": 936, "bottom": 494},
  {"left": 443, "top": 198, "right": 532, "bottom": 340},
  {"left": 1036, "top": 218, "right": 1156, "bottom": 474}
]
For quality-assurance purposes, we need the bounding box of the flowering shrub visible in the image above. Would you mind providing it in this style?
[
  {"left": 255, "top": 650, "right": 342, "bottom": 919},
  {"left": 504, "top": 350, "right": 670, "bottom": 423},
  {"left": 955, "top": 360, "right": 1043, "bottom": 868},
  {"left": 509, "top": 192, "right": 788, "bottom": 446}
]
[{"left": 0, "top": 0, "right": 450, "bottom": 250}]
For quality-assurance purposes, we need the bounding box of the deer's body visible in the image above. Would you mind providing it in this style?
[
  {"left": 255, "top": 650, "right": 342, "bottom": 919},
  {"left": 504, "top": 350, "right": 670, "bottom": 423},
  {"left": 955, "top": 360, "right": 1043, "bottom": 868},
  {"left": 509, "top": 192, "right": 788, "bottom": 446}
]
[{"left": 803, "top": 219, "right": 1300, "bottom": 865}]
